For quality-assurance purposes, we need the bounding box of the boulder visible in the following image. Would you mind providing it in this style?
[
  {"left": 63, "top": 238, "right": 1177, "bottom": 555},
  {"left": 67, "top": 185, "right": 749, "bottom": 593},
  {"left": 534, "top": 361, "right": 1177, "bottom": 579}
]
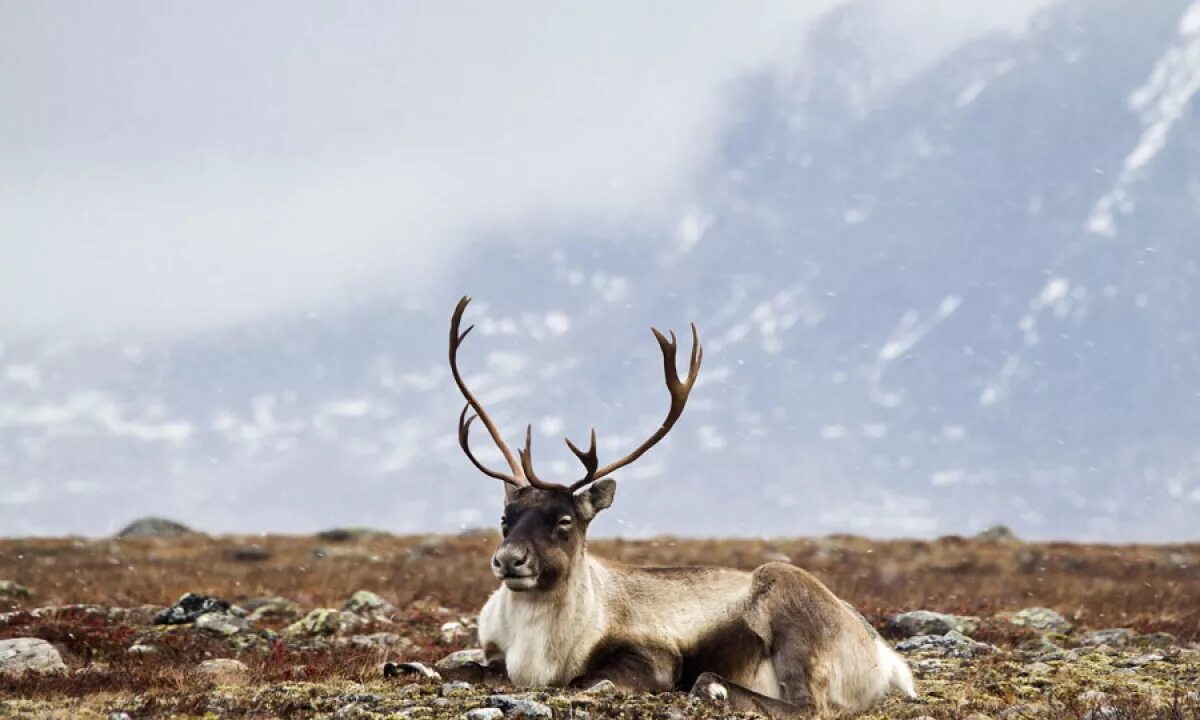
[
  {"left": 976, "top": 525, "right": 1018, "bottom": 541},
  {"left": 195, "top": 611, "right": 250, "bottom": 636},
  {"left": 244, "top": 596, "right": 302, "bottom": 623},
  {"left": 886, "top": 610, "right": 980, "bottom": 637},
  {"left": 284, "top": 608, "right": 358, "bottom": 638},
  {"left": 0, "top": 637, "right": 66, "bottom": 673},
  {"left": 437, "top": 648, "right": 486, "bottom": 670},
  {"left": 996, "top": 607, "right": 1072, "bottom": 633},
  {"left": 896, "top": 630, "right": 993, "bottom": 658},
  {"left": 154, "top": 593, "right": 235, "bottom": 625}
]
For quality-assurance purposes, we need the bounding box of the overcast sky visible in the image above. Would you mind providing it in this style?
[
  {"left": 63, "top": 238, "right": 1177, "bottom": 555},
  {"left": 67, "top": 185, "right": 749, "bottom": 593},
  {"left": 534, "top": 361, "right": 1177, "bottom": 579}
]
[{"left": 1, "top": 1, "right": 1053, "bottom": 340}]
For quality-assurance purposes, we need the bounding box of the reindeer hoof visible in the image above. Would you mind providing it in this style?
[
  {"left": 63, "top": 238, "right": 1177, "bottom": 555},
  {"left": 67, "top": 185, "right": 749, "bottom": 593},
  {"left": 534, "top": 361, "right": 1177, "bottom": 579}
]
[{"left": 690, "top": 672, "right": 730, "bottom": 702}]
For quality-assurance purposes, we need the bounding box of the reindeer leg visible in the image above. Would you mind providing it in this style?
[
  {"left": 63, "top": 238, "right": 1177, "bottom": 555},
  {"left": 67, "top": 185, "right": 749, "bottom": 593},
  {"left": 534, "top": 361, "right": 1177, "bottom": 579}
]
[
  {"left": 570, "top": 643, "right": 680, "bottom": 693},
  {"left": 690, "top": 672, "right": 817, "bottom": 719},
  {"left": 439, "top": 661, "right": 509, "bottom": 686}
]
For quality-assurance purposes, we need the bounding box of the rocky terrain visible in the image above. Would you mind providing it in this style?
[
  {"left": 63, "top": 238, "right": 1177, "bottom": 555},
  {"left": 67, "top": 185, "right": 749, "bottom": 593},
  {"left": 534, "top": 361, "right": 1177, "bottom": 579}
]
[{"left": 1, "top": 521, "right": 1198, "bottom": 718}]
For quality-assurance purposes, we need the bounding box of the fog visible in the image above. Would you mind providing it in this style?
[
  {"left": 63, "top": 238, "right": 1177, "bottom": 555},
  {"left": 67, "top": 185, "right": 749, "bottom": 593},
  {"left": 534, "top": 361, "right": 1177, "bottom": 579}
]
[{"left": 4, "top": 0, "right": 1198, "bottom": 541}]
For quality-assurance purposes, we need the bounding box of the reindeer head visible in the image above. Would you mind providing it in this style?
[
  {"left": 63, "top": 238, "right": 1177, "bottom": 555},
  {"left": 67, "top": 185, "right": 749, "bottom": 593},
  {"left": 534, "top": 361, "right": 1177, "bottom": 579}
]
[{"left": 448, "top": 296, "right": 702, "bottom": 593}]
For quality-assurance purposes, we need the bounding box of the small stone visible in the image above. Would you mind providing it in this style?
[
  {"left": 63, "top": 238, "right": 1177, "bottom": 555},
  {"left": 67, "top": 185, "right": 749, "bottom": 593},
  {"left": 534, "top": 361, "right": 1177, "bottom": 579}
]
[
  {"left": 154, "top": 593, "right": 234, "bottom": 625},
  {"left": 284, "top": 608, "right": 357, "bottom": 638},
  {"left": 915, "top": 658, "right": 943, "bottom": 674},
  {"left": 1083, "top": 707, "right": 1122, "bottom": 720},
  {"left": 197, "top": 658, "right": 249, "bottom": 683},
  {"left": 487, "top": 695, "right": 553, "bottom": 719},
  {"left": 887, "top": 610, "right": 981, "bottom": 637},
  {"left": 126, "top": 643, "right": 157, "bottom": 655},
  {"left": 195, "top": 611, "right": 249, "bottom": 636},
  {"left": 1081, "top": 628, "right": 1134, "bottom": 647},
  {"left": 442, "top": 681, "right": 473, "bottom": 695},
  {"left": 896, "top": 630, "right": 992, "bottom": 658},
  {"left": 997, "top": 607, "right": 1072, "bottom": 633},
  {"left": 1078, "top": 690, "right": 1109, "bottom": 704},
  {"left": 964, "top": 714, "right": 994, "bottom": 720},
  {"left": 245, "top": 596, "right": 302, "bottom": 623},
  {"left": 317, "top": 527, "right": 386, "bottom": 542},
  {"left": 437, "top": 648, "right": 487, "bottom": 670},
  {"left": 1133, "top": 632, "right": 1176, "bottom": 648},
  {"left": 441, "top": 620, "right": 471, "bottom": 644},
  {"left": 464, "top": 710, "right": 504, "bottom": 720},
  {"left": 1121, "top": 652, "right": 1164, "bottom": 667},
  {"left": 116, "top": 516, "right": 194, "bottom": 538},
  {"left": 0, "top": 580, "right": 31, "bottom": 601},
  {"left": 108, "top": 713, "right": 133, "bottom": 720},
  {"left": 343, "top": 590, "right": 394, "bottom": 616},
  {"left": 1025, "top": 662, "right": 1052, "bottom": 675},
  {"left": 347, "top": 632, "right": 411, "bottom": 650},
  {"left": 0, "top": 637, "right": 66, "bottom": 673},
  {"left": 226, "top": 545, "right": 271, "bottom": 562},
  {"left": 585, "top": 679, "right": 617, "bottom": 694}
]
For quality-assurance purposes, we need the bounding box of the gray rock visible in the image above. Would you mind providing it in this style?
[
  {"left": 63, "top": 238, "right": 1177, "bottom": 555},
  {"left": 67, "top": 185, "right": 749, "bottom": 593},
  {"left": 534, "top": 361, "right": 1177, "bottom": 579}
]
[
  {"left": 998, "top": 607, "right": 1072, "bottom": 633},
  {"left": 487, "top": 695, "right": 553, "bottom": 719},
  {"left": 1120, "top": 652, "right": 1165, "bottom": 667},
  {"left": 440, "top": 618, "right": 478, "bottom": 644},
  {"left": 284, "top": 608, "right": 358, "bottom": 638},
  {"left": 346, "top": 632, "right": 411, "bottom": 650},
  {"left": 245, "top": 596, "right": 302, "bottom": 623},
  {"left": 116, "top": 516, "right": 194, "bottom": 538},
  {"left": 226, "top": 545, "right": 271, "bottom": 562},
  {"left": 197, "top": 657, "right": 249, "bottom": 682},
  {"left": 195, "top": 611, "right": 250, "bottom": 636},
  {"left": 154, "top": 593, "right": 234, "bottom": 625},
  {"left": 887, "top": 610, "right": 980, "bottom": 637},
  {"left": 1082, "top": 628, "right": 1135, "bottom": 647},
  {"left": 584, "top": 679, "right": 617, "bottom": 694},
  {"left": 126, "top": 643, "right": 157, "bottom": 655},
  {"left": 464, "top": 710, "right": 504, "bottom": 720},
  {"left": 1077, "top": 690, "right": 1109, "bottom": 704},
  {"left": 1133, "top": 632, "right": 1176, "bottom": 648},
  {"left": 0, "top": 637, "right": 66, "bottom": 673},
  {"left": 976, "top": 525, "right": 1018, "bottom": 541},
  {"left": 896, "top": 630, "right": 993, "bottom": 658},
  {"left": 437, "top": 648, "right": 487, "bottom": 669},
  {"left": 108, "top": 713, "right": 133, "bottom": 720},
  {"left": 0, "top": 580, "right": 31, "bottom": 601},
  {"left": 442, "top": 681, "right": 474, "bottom": 695},
  {"left": 317, "top": 527, "right": 386, "bottom": 542},
  {"left": 1083, "top": 707, "right": 1122, "bottom": 720},
  {"left": 1025, "top": 661, "right": 1052, "bottom": 675},
  {"left": 343, "top": 590, "right": 394, "bottom": 616}
]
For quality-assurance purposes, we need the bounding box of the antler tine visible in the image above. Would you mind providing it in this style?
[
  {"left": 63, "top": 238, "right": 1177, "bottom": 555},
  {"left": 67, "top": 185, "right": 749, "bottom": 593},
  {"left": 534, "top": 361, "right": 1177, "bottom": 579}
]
[
  {"left": 458, "top": 405, "right": 521, "bottom": 486},
  {"left": 581, "top": 323, "right": 703, "bottom": 485},
  {"left": 519, "top": 424, "right": 570, "bottom": 491},
  {"left": 449, "top": 296, "right": 525, "bottom": 484},
  {"left": 566, "top": 429, "right": 599, "bottom": 492}
]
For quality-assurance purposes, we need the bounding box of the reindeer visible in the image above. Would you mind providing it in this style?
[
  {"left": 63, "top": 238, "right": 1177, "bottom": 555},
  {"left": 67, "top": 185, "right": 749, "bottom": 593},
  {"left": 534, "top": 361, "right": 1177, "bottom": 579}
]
[{"left": 440, "top": 296, "right": 915, "bottom": 718}]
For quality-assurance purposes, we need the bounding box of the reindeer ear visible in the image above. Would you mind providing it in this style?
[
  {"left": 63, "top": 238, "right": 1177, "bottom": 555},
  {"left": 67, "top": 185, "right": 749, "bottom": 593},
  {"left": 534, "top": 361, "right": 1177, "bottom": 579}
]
[{"left": 576, "top": 478, "right": 616, "bottom": 521}]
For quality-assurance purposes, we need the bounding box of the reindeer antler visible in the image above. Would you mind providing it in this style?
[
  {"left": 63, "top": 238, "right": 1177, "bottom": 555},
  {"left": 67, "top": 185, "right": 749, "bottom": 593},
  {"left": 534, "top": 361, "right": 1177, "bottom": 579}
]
[
  {"left": 568, "top": 323, "right": 702, "bottom": 490},
  {"left": 450, "top": 296, "right": 703, "bottom": 493},
  {"left": 450, "top": 296, "right": 525, "bottom": 487}
]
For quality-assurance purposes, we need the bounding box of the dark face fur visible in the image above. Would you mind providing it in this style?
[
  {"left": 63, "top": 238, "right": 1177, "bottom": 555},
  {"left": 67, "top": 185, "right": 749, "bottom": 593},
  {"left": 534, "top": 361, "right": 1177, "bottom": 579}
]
[{"left": 491, "top": 479, "right": 615, "bottom": 592}]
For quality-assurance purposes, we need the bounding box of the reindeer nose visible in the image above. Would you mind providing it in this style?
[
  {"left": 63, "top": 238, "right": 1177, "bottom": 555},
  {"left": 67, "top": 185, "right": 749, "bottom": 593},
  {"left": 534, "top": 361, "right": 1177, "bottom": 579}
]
[{"left": 493, "top": 545, "right": 532, "bottom": 576}]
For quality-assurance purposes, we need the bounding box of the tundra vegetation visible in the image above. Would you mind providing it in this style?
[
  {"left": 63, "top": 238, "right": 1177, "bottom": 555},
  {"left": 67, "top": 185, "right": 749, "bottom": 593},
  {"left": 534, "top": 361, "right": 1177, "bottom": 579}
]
[{"left": 1, "top": 529, "right": 1198, "bottom": 719}]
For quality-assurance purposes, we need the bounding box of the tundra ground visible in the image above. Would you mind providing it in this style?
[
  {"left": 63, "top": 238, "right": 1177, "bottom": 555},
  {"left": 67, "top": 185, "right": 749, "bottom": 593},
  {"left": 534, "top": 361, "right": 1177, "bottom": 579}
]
[{"left": 1, "top": 531, "right": 1198, "bottom": 719}]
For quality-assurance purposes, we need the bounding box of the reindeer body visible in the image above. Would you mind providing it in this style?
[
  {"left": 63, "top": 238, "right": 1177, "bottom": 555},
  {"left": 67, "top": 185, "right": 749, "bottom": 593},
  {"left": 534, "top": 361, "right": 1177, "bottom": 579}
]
[
  {"left": 478, "top": 553, "right": 914, "bottom": 715},
  {"left": 444, "top": 296, "right": 915, "bottom": 718}
]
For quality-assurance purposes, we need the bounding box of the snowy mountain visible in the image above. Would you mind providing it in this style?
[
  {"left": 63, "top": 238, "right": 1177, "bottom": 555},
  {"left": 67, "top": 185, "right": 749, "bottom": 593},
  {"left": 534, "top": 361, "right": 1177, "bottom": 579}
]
[{"left": 3, "top": 0, "right": 1199, "bottom": 540}]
